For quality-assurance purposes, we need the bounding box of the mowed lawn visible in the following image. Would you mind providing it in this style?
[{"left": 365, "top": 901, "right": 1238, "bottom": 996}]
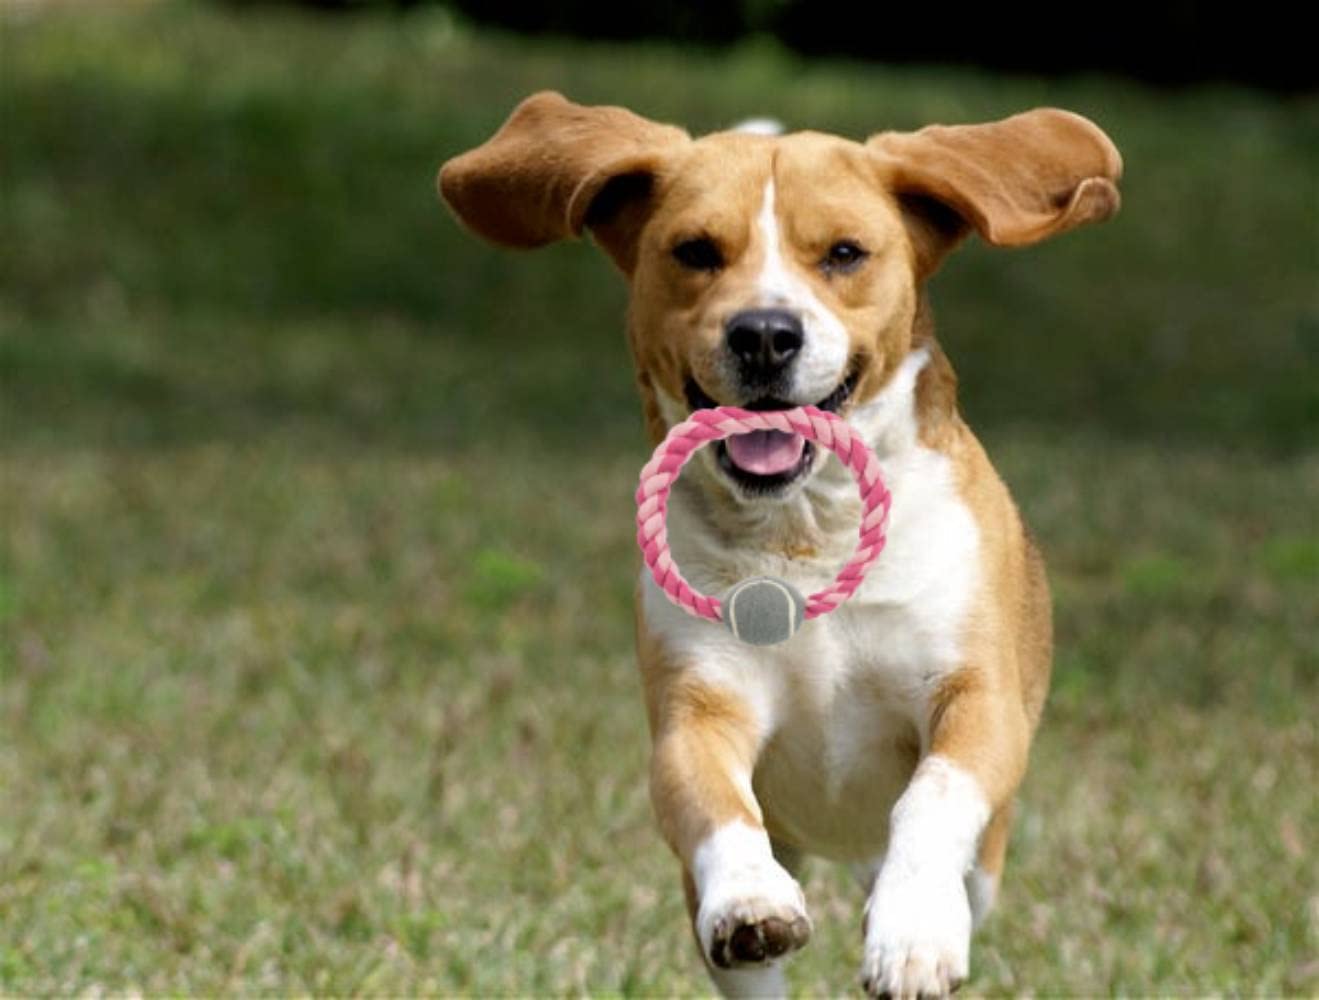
[{"left": 2, "top": 4, "right": 1316, "bottom": 994}]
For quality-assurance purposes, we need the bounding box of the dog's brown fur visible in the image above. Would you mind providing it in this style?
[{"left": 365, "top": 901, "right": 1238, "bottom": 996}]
[{"left": 441, "top": 93, "right": 1119, "bottom": 996}]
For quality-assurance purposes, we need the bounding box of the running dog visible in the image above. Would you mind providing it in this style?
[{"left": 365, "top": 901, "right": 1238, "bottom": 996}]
[{"left": 439, "top": 92, "right": 1121, "bottom": 997}]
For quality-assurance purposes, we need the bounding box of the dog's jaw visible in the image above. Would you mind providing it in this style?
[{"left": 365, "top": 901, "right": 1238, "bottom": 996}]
[
  {"left": 680, "top": 366, "right": 862, "bottom": 497},
  {"left": 655, "top": 348, "right": 929, "bottom": 517}
]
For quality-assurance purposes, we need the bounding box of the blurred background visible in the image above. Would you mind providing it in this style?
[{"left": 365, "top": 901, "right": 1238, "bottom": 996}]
[{"left": 2, "top": 0, "right": 1315, "bottom": 993}]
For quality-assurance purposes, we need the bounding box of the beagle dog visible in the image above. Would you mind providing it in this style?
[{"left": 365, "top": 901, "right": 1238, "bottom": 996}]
[{"left": 439, "top": 93, "right": 1121, "bottom": 998}]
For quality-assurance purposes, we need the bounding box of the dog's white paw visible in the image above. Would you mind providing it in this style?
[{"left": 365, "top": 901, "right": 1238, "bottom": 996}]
[
  {"left": 860, "top": 869, "right": 971, "bottom": 998},
  {"left": 697, "top": 856, "right": 812, "bottom": 970}
]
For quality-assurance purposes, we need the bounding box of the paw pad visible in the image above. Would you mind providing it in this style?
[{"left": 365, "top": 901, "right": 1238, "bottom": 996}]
[{"left": 710, "top": 913, "right": 811, "bottom": 969}]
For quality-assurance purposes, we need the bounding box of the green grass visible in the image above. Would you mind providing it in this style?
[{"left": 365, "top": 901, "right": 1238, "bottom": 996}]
[{"left": 2, "top": 2, "right": 1317, "bottom": 994}]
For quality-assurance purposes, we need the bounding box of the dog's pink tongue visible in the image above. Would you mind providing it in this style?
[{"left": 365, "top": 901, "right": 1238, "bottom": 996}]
[{"left": 725, "top": 430, "right": 806, "bottom": 476}]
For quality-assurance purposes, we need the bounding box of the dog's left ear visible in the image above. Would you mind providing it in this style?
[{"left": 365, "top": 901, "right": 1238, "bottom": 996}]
[
  {"left": 439, "top": 91, "right": 690, "bottom": 272},
  {"left": 868, "top": 108, "right": 1122, "bottom": 277}
]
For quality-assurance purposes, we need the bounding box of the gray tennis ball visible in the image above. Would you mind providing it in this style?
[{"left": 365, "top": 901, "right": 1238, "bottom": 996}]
[{"left": 722, "top": 576, "right": 806, "bottom": 646}]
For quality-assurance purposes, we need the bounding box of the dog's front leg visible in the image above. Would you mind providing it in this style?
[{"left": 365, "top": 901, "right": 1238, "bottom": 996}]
[
  {"left": 860, "top": 677, "right": 1029, "bottom": 999},
  {"left": 649, "top": 677, "right": 811, "bottom": 998}
]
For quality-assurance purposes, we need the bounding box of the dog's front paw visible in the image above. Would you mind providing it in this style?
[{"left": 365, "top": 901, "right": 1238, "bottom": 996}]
[
  {"left": 860, "top": 869, "right": 971, "bottom": 999},
  {"left": 698, "top": 859, "right": 812, "bottom": 969}
]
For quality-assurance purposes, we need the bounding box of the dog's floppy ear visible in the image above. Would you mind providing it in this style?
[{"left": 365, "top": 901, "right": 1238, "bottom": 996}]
[
  {"left": 439, "top": 91, "right": 689, "bottom": 271},
  {"left": 868, "top": 108, "right": 1122, "bottom": 276}
]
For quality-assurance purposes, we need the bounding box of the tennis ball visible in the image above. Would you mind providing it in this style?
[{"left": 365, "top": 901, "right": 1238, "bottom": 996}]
[{"left": 722, "top": 576, "right": 806, "bottom": 646}]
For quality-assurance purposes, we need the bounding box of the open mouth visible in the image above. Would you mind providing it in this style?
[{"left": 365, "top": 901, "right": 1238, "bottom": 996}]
[{"left": 683, "top": 369, "right": 859, "bottom": 494}]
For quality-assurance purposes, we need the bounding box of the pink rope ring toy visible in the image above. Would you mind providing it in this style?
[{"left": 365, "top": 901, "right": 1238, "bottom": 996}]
[{"left": 636, "top": 405, "right": 891, "bottom": 646}]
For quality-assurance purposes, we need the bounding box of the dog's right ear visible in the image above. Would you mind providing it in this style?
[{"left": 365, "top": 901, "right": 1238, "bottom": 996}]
[{"left": 439, "top": 92, "right": 689, "bottom": 272}]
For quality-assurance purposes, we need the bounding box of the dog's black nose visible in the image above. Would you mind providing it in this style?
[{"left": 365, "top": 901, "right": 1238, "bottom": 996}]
[{"left": 725, "top": 309, "right": 804, "bottom": 376}]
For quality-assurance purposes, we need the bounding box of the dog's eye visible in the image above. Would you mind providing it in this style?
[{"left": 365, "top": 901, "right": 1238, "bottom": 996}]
[
  {"left": 672, "top": 237, "right": 724, "bottom": 272},
  {"left": 821, "top": 240, "right": 869, "bottom": 274}
]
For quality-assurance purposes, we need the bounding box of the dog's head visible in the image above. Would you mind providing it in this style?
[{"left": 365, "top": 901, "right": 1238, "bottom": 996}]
[{"left": 440, "top": 93, "right": 1120, "bottom": 499}]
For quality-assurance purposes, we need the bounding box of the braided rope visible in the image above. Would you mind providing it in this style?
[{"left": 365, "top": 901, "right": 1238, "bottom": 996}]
[{"left": 636, "top": 405, "right": 891, "bottom": 623}]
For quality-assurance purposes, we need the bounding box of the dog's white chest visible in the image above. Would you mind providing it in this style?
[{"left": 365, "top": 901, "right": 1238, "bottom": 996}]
[{"left": 640, "top": 421, "right": 981, "bottom": 861}]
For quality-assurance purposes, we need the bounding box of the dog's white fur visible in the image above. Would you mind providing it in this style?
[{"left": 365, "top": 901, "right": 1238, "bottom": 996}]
[
  {"left": 644, "top": 198, "right": 987, "bottom": 990},
  {"left": 439, "top": 91, "right": 1121, "bottom": 997},
  {"left": 693, "top": 821, "right": 808, "bottom": 996},
  {"left": 861, "top": 755, "right": 990, "bottom": 995}
]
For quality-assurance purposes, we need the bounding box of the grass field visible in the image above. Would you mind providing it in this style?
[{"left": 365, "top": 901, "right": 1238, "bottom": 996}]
[{"left": 2, "top": 2, "right": 1317, "bottom": 994}]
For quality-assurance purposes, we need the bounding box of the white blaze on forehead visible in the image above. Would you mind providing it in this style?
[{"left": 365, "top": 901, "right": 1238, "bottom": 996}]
[{"left": 753, "top": 180, "right": 850, "bottom": 403}]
